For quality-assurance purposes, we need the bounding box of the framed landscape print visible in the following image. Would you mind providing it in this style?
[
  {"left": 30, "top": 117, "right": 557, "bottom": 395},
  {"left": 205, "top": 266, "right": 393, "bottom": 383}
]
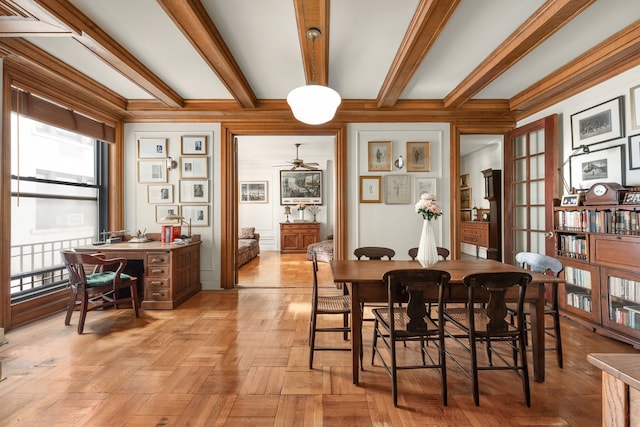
[
  {"left": 179, "top": 179, "right": 209, "bottom": 203},
  {"left": 359, "top": 176, "right": 382, "bottom": 203},
  {"left": 181, "top": 135, "right": 208, "bottom": 155},
  {"left": 569, "top": 144, "right": 625, "bottom": 190},
  {"left": 181, "top": 205, "right": 209, "bottom": 226},
  {"left": 280, "top": 170, "right": 322, "bottom": 205},
  {"left": 147, "top": 184, "right": 173, "bottom": 204},
  {"left": 240, "top": 181, "right": 268, "bottom": 203},
  {"left": 384, "top": 174, "right": 411, "bottom": 204},
  {"left": 138, "top": 138, "right": 167, "bottom": 158},
  {"left": 368, "top": 141, "right": 392, "bottom": 171},
  {"left": 570, "top": 96, "right": 624, "bottom": 149},
  {"left": 180, "top": 156, "right": 208, "bottom": 179},
  {"left": 406, "top": 142, "right": 431, "bottom": 172},
  {"left": 138, "top": 160, "right": 167, "bottom": 183}
]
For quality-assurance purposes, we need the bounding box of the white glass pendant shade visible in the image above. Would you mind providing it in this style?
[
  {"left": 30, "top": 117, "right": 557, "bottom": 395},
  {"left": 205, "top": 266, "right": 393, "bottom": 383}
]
[{"left": 287, "top": 83, "right": 341, "bottom": 125}]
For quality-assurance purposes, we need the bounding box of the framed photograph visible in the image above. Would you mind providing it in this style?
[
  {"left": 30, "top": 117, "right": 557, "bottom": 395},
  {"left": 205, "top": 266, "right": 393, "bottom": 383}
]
[
  {"left": 570, "top": 96, "right": 624, "bottom": 149},
  {"left": 460, "top": 173, "right": 470, "bottom": 188},
  {"left": 629, "top": 134, "right": 640, "bottom": 170},
  {"left": 138, "top": 160, "right": 167, "bottom": 183},
  {"left": 359, "top": 176, "right": 382, "bottom": 203},
  {"left": 181, "top": 205, "right": 209, "bottom": 227},
  {"left": 156, "top": 205, "right": 178, "bottom": 222},
  {"left": 147, "top": 184, "right": 173, "bottom": 204},
  {"left": 414, "top": 177, "right": 436, "bottom": 203},
  {"left": 384, "top": 174, "right": 411, "bottom": 204},
  {"left": 631, "top": 85, "right": 640, "bottom": 131},
  {"left": 181, "top": 135, "right": 208, "bottom": 155},
  {"left": 138, "top": 138, "right": 167, "bottom": 158},
  {"left": 460, "top": 188, "right": 472, "bottom": 209},
  {"left": 560, "top": 194, "right": 582, "bottom": 207},
  {"left": 280, "top": 170, "right": 322, "bottom": 205},
  {"left": 406, "top": 141, "right": 431, "bottom": 172},
  {"left": 180, "top": 156, "right": 208, "bottom": 179},
  {"left": 240, "top": 181, "right": 268, "bottom": 203},
  {"left": 368, "top": 141, "right": 392, "bottom": 171},
  {"left": 623, "top": 192, "right": 640, "bottom": 205},
  {"left": 569, "top": 144, "right": 625, "bottom": 190},
  {"left": 179, "top": 180, "right": 209, "bottom": 203}
]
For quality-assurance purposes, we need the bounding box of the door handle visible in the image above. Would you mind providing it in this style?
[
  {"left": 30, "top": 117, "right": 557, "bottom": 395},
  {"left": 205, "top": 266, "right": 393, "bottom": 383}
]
[{"left": 544, "top": 231, "right": 554, "bottom": 238}]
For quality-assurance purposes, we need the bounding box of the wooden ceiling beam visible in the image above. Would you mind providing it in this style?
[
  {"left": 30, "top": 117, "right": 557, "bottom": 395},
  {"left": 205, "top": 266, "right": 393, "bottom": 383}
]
[
  {"left": 156, "top": 0, "right": 256, "bottom": 108},
  {"left": 511, "top": 21, "right": 640, "bottom": 121},
  {"left": 444, "top": 0, "right": 595, "bottom": 109},
  {"left": 29, "top": 0, "right": 184, "bottom": 108},
  {"left": 293, "top": 0, "right": 329, "bottom": 85},
  {"left": 377, "top": 0, "right": 460, "bottom": 108}
]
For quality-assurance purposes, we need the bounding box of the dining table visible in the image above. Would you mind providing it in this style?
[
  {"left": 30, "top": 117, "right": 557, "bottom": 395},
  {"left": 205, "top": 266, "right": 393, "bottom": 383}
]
[{"left": 329, "top": 258, "right": 564, "bottom": 385}]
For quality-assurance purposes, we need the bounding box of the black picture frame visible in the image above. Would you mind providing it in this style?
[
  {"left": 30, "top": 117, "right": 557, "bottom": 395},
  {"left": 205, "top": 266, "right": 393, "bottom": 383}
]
[
  {"left": 280, "top": 170, "right": 322, "bottom": 205},
  {"left": 569, "top": 144, "right": 625, "bottom": 191},
  {"left": 570, "top": 96, "right": 625, "bottom": 149},
  {"left": 628, "top": 133, "right": 640, "bottom": 170}
]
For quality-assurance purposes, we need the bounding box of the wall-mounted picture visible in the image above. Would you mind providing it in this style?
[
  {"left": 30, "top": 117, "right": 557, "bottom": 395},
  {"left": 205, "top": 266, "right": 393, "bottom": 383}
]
[
  {"left": 569, "top": 144, "right": 625, "bottom": 190},
  {"left": 181, "top": 135, "right": 207, "bottom": 155},
  {"left": 180, "top": 156, "right": 208, "bottom": 179},
  {"left": 182, "top": 205, "right": 209, "bottom": 226},
  {"left": 240, "top": 181, "right": 268, "bottom": 203},
  {"left": 180, "top": 179, "right": 209, "bottom": 203},
  {"left": 359, "top": 176, "right": 382, "bottom": 203},
  {"left": 156, "top": 205, "right": 178, "bottom": 222},
  {"left": 406, "top": 141, "right": 431, "bottom": 172},
  {"left": 280, "top": 170, "right": 322, "bottom": 205},
  {"left": 148, "top": 184, "right": 173, "bottom": 204},
  {"left": 138, "top": 160, "right": 167, "bottom": 183},
  {"left": 414, "top": 177, "right": 436, "bottom": 203},
  {"left": 384, "top": 174, "right": 411, "bottom": 204},
  {"left": 138, "top": 138, "right": 167, "bottom": 158},
  {"left": 368, "top": 141, "right": 392, "bottom": 171},
  {"left": 570, "top": 96, "right": 624, "bottom": 149},
  {"left": 629, "top": 134, "right": 640, "bottom": 170},
  {"left": 631, "top": 85, "right": 640, "bottom": 131},
  {"left": 460, "top": 173, "right": 470, "bottom": 188}
]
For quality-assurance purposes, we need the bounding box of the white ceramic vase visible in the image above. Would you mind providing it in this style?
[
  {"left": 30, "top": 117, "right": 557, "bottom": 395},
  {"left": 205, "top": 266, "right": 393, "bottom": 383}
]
[{"left": 417, "top": 219, "right": 438, "bottom": 267}]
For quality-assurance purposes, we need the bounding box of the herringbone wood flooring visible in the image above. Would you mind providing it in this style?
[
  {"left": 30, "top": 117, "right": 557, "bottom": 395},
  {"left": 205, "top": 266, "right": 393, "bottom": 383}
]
[{"left": 0, "top": 251, "right": 637, "bottom": 426}]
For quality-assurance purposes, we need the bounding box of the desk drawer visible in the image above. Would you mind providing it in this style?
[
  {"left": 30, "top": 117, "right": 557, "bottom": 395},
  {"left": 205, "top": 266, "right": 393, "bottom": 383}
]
[
  {"left": 147, "top": 265, "right": 170, "bottom": 277},
  {"left": 146, "top": 252, "right": 170, "bottom": 266},
  {"left": 146, "top": 278, "right": 170, "bottom": 301}
]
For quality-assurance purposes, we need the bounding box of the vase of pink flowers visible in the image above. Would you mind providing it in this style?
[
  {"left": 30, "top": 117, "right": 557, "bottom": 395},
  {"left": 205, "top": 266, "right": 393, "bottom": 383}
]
[{"left": 415, "top": 193, "right": 442, "bottom": 267}]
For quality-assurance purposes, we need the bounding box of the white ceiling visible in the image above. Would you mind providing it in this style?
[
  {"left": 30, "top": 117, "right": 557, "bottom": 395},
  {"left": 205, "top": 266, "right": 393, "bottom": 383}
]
[{"left": 14, "top": 0, "right": 640, "bottom": 109}]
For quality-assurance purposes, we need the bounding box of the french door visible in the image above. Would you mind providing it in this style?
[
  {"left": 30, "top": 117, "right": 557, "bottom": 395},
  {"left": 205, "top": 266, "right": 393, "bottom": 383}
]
[{"left": 504, "top": 115, "right": 558, "bottom": 264}]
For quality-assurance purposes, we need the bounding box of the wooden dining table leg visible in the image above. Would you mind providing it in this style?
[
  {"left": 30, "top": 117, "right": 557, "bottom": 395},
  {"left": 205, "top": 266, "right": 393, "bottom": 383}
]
[
  {"left": 529, "top": 284, "right": 546, "bottom": 382},
  {"left": 348, "top": 282, "right": 362, "bottom": 385}
]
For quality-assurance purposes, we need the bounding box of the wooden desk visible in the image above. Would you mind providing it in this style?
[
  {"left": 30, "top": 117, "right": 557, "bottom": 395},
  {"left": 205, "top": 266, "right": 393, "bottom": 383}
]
[
  {"left": 75, "top": 239, "right": 201, "bottom": 309},
  {"left": 330, "top": 258, "right": 563, "bottom": 385}
]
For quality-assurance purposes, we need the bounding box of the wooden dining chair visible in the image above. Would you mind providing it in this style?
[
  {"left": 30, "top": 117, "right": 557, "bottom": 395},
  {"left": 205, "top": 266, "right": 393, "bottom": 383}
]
[
  {"left": 442, "top": 272, "right": 532, "bottom": 407},
  {"left": 61, "top": 250, "right": 140, "bottom": 334},
  {"left": 354, "top": 246, "right": 395, "bottom": 260},
  {"left": 372, "top": 269, "right": 451, "bottom": 406},
  {"left": 309, "top": 252, "right": 351, "bottom": 369},
  {"left": 408, "top": 246, "right": 450, "bottom": 261}
]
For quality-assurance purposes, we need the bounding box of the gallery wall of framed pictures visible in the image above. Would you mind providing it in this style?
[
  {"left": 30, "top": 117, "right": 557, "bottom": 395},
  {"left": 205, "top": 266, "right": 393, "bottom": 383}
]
[{"left": 137, "top": 135, "right": 210, "bottom": 227}]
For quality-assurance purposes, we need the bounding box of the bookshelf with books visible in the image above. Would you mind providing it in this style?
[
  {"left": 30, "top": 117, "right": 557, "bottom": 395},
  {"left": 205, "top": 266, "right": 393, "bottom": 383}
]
[{"left": 554, "top": 204, "right": 640, "bottom": 346}]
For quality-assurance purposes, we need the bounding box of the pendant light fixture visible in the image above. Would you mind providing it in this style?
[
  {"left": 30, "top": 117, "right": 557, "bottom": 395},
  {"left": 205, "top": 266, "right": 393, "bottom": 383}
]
[{"left": 287, "top": 27, "right": 341, "bottom": 125}]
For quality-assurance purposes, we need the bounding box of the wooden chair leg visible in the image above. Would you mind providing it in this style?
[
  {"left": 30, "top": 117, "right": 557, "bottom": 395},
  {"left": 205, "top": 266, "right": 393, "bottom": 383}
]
[
  {"left": 77, "top": 294, "right": 89, "bottom": 334},
  {"left": 553, "top": 311, "right": 563, "bottom": 368},
  {"left": 64, "top": 289, "right": 77, "bottom": 326}
]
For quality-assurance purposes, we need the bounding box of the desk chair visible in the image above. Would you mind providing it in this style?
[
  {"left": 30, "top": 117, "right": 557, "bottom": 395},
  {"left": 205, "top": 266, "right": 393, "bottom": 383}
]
[
  {"left": 408, "top": 246, "right": 450, "bottom": 261},
  {"left": 61, "top": 250, "right": 139, "bottom": 334},
  {"left": 442, "top": 272, "right": 532, "bottom": 407},
  {"left": 508, "top": 252, "right": 564, "bottom": 368},
  {"left": 309, "top": 252, "right": 351, "bottom": 369},
  {"left": 372, "top": 269, "right": 451, "bottom": 406}
]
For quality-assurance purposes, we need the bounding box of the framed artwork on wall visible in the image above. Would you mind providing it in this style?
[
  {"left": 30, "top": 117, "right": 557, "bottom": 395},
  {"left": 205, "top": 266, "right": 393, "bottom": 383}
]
[
  {"left": 359, "top": 176, "right": 382, "bottom": 203},
  {"left": 147, "top": 184, "right": 173, "bottom": 204},
  {"left": 406, "top": 141, "right": 431, "bottom": 172},
  {"left": 179, "top": 179, "right": 209, "bottom": 203},
  {"left": 156, "top": 205, "right": 178, "bottom": 222},
  {"left": 138, "top": 160, "right": 167, "bottom": 183},
  {"left": 629, "top": 134, "right": 640, "bottom": 170},
  {"left": 180, "top": 156, "right": 208, "bottom": 179},
  {"left": 181, "top": 135, "right": 208, "bottom": 155},
  {"left": 182, "top": 205, "right": 209, "bottom": 226},
  {"left": 240, "top": 181, "right": 268, "bottom": 203},
  {"left": 631, "top": 85, "right": 640, "bottom": 131},
  {"left": 280, "top": 170, "right": 322, "bottom": 205},
  {"left": 384, "top": 174, "right": 411, "bottom": 204},
  {"left": 367, "top": 141, "right": 392, "bottom": 171},
  {"left": 138, "top": 138, "right": 167, "bottom": 158},
  {"left": 414, "top": 177, "right": 436, "bottom": 203},
  {"left": 569, "top": 144, "right": 625, "bottom": 190},
  {"left": 570, "top": 96, "right": 624, "bottom": 149}
]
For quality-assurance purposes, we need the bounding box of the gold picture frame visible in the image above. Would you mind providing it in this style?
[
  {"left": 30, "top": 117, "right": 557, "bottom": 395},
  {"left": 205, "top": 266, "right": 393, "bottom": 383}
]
[
  {"left": 406, "top": 141, "right": 431, "bottom": 172},
  {"left": 367, "top": 141, "right": 392, "bottom": 171},
  {"left": 359, "top": 176, "right": 382, "bottom": 203}
]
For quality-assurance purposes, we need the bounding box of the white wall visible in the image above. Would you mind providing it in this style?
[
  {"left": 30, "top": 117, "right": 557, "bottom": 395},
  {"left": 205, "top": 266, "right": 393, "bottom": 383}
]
[
  {"left": 348, "top": 123, "right": 451, "bottom": 260},
  {"left": 460, "top": 139, "right": 503, "bottom": 211}
]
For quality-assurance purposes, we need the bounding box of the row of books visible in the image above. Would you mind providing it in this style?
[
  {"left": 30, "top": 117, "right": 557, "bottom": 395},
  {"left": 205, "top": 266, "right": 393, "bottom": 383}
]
[
  {"left": 611, "top": 305, "right": 640, "bottom": 331},
  {"left": 557, "top": 234, "right": 587, "bottom": 256},
  {"left": 556, "top": 209, "right": 640, "bottom": 235},
  {"left": 564, "top": 266, "right": 592, "bottom": 289},
  {"left": 608, "top": 276, "right": 640, "bottom": 304},
  {"left": 161, "top": 225, "right": 182, "bottom": 243},
  {"left": 566, "top": 292, "right": 592, "bottom": 312}
]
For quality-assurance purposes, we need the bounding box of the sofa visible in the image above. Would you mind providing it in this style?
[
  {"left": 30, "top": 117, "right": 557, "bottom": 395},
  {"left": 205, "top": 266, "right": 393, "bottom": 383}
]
[
  {"left": 306, "top": 235, "right": 334, "bottom": 263},
  {"left": 238, "top": 227, "right": 260, "bottom": 268}
]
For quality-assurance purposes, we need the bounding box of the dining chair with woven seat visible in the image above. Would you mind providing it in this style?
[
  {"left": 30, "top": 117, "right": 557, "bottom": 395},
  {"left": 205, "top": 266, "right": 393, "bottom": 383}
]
[
  {"left": 408, "top": 246, "right": 450, "bottom": 261},
  {"left": 442, "top": 271, "right": 532, "bottom": 407},
  {"left": 61, "top": 250, "right": 140, "bottom": 334},
  {"left": 371, "top": 268, "right": 451, "bottom": 406},
  {"left": 507, "top": 251, "right": 564, "bottom": 368},
  {"left": 309, "top": 252, "right": 351, "bottom": 369}
]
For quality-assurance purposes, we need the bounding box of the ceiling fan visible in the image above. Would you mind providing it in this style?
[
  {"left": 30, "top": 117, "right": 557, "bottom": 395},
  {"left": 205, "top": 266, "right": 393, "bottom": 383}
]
[{"left": 274, "top": 143, "right": 319, "bottom": 170}]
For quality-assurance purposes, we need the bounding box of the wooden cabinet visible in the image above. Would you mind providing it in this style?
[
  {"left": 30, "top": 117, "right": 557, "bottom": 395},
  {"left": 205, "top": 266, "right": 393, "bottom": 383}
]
[
  {"left": 280, "top": 222, "right": 320, "bottom": 253},
  {"left": 460, "top": 221, "right": 489, "bottom": 247},
  {"left": 554, "top": 205, "right": 640, "bottom": 346}
]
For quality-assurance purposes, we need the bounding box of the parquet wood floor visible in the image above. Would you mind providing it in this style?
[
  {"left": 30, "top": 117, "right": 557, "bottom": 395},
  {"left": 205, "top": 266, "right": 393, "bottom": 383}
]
[{"left": 0, "top": 252, "right": 637, "bottom": 426}]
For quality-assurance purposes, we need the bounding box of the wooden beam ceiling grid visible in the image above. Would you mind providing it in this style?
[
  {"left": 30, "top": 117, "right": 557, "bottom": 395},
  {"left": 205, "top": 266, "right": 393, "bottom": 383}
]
[{"left": 293, "top": 0, "right": 329, "bottom": 85}]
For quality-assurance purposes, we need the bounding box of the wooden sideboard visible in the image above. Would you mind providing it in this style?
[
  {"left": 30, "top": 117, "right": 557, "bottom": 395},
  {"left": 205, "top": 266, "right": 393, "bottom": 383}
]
[
  {"left": 460, "top": 221, "right": 489, "bottom": 248},
  {"left": 75, "top": 237, "right": 201, "bottom": 309},
  {"left": 280, "top": 222, "right": 320, "bottom": 253}
]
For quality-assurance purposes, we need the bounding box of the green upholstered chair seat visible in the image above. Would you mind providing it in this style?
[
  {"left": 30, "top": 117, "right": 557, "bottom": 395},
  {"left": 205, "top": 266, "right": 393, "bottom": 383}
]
[{"left": 85, "top": 272, "right": 132, "bottom": 287}]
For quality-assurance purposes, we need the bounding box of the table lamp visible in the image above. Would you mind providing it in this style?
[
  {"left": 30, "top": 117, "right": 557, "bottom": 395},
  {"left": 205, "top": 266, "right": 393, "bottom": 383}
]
[
  {"left": 284, "top": 206, "right": 291, "bottom": 222},
  {"left": 162, "top": 213, "right": 192, "bottom": 241}
]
